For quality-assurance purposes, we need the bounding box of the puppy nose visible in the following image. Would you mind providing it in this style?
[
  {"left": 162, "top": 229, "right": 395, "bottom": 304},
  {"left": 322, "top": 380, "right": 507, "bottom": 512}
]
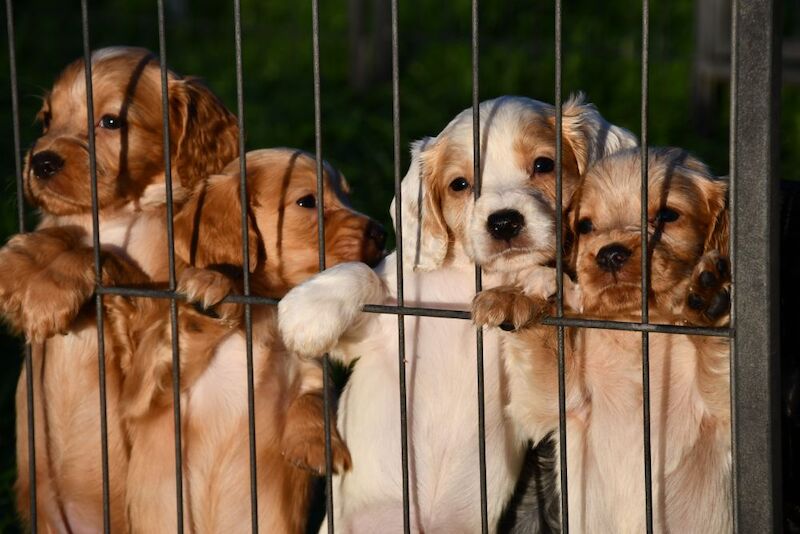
[
  {"left": 487, "top": 210, "right": 525, "bottom": 241},
  {"left": 595, "top": 243, "right": 632, "bottom": 272},
  {"left": 367, "top": 221, "right": 387, "bottom": 250},
  {"left": 30, "top": 151, "right": 64, "bottom": 179}
]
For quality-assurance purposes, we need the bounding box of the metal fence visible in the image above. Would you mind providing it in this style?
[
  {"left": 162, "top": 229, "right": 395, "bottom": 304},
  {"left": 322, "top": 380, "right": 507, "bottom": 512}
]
[{"left": 3, "top": 0, "right": 782, "bottom": 532}]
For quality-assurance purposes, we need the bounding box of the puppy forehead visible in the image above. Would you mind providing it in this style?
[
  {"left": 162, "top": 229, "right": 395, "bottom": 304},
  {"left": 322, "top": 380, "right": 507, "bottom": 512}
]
[
  {"left": 580, "top": 152, "right": 702, "bottom": 221},
  {"left": 236, "top": 148, "right": 347, "bottom": 202},
  {"left": 49, "top": 50, "right": 164, "bottom": 115},
  {"left": 436, "top": 97, "right": 556, "bottom": 182}
]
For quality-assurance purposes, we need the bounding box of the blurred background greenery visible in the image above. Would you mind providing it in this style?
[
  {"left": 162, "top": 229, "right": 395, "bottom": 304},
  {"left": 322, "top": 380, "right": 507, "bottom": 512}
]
[{"left": 0, "top": 0, "right": 797, "bottom": 530}]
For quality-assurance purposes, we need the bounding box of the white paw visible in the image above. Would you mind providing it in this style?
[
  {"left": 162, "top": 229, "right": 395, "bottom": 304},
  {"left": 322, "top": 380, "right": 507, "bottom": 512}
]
[
  {"left": 278, "top": 262, "right": 385, "bottom": 358},
  {"left": 519, "top": 266, "right": 583, "bottom": 313}
]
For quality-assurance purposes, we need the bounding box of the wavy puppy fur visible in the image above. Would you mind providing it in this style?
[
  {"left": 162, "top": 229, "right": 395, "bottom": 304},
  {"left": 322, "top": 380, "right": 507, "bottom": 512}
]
[
  {"left": 474, "top": 147, "right": 731, "bottom": 533},
  {"left": 113, "top": 148, "right": 384, "bottom": 533},
  {"left": 279, "top": 95, "right": 637, "bottom": 533},
  {"left": 2, "top": 46, "right": 239, "bottom": 533}
]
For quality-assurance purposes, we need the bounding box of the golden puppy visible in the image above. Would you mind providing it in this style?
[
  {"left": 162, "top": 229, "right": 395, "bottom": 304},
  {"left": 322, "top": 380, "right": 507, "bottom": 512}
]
[
  {"left": 111, "top": 149, "right": 385, "bottom": 533},
  {"left": 0, "top": 46, "right": 238, "bottom": 532},
  {"left": 474, "top": 147, "right": 731, "bottom": 533}
]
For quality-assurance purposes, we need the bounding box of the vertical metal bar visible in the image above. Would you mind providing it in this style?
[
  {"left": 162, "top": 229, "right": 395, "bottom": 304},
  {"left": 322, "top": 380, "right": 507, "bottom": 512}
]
[
  {"left": 639, "top": 0, "right": 654, "bottom": 531},
  {"left": 79, "top": 3, "right": 111, "bottom": 532},
  {"left": 232, "top": 1, "right": 259, "bottom": 531},
  {"left": 730, "top": 0, "right": 782, "bottom": 531},
  {"left": 553, "top": 1, "right": 569, "bottom": 532},
  {"left": 390, "top": 0, "right": 412, "bottom": 531},
  {"left": 728, "top": 0, "right": 739, "bottom": 530},
  {"left": 310, "top": 1, "right": 335, "bottom": 531},
  {"left": 4, "top": 2, "right": 36, "bottom": 531},
  {"left": 470, "top": 1, "right": 488, "bottom": 532},
  {"left": 155, "top": 4, "right": 185, "bottom": 532}
]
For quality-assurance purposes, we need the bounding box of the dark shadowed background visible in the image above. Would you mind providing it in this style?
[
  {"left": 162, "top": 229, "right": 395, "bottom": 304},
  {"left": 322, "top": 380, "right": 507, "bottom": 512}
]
[{"left": 1, "top": 0, "right": 798, "bottom": 530}]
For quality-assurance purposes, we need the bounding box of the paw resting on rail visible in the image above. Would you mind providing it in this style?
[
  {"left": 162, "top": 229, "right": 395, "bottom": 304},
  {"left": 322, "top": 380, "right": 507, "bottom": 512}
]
[
  {"left": 472, "top": 286, "right": 550, "bottom": 332},
  {"left": 177, "top": 267, "right": 242, "bottom": 328},
  {"left": 278, "top": 262, "right": 385, "bottom": 358},
  {"left": 0, "top": 227, "right": 98, "bottom": 342}
]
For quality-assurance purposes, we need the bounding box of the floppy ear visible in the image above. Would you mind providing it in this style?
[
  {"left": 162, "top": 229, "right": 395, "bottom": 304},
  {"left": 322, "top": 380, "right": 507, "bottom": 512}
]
[
  {"left": 169, "top": 77, "right": 239, "bottom": 190},
  {"left": 173, "top": 173, "right": 258, "bottom": 271},
  {"left": 562, "top": 182, "right": 586, "bottom": 270},
  {"left": 695, "top": 173, "right": 729, "bottom": 255},
  {"left": 561, "top": 92, "right": 638, "bottom": 175},
  {"left": 389, "top": 137, "right": 449, "bottom": 271}
]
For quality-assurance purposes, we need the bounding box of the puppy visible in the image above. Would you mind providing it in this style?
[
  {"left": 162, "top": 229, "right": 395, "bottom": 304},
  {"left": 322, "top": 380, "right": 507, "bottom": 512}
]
[
  {"left": 0, "top": 47, "right": 238, "bottom": 532},
  {"left": 113, "top": 148, "right": 385, "bottom": 533},
  {"left": 473, "top": 147, "right": 731, "bottom": 533},
  {"left": 279, "top": 95, "right": 637, "bottom": 532}
]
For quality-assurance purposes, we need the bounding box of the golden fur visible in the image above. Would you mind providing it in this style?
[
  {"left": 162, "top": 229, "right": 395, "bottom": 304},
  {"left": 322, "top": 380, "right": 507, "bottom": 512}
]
[
  {"left": 113, "top": 149, "right": 382, "bottom": 533},
  {"left": 1, "top": 47, "right": 239, "bottom": 532},
  {"left": 473, "top": 147, "right": 731, "bottom": 532}
]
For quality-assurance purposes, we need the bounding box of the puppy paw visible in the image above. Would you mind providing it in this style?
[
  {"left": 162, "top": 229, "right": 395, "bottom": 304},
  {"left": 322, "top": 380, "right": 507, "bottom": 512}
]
[
  {"left": 278, "top": 262, "right": 384, "bottom": 358},
  {"left": 281, "top": 392, "right": 352, "bottom": 475},
  {"left": 684, "top": 251, "right": 731, "bottom": 326},
  {"left": 519, "top": 266, "right": 583, "bottom": 313},
  {"left": 21, "top": 263, "right": 95, "bottom": 342},
  {"left": 472, "top": 287, "right": 549, "bottom": 331},
  {"left": 0, "top": 231, "right": 66, "bottom": 330},
  {"left": 0, "top": 229, "right": 97, "bottom": 341},
  {"left": 178, "top": 267, "right": 241, "bottom": 327}
]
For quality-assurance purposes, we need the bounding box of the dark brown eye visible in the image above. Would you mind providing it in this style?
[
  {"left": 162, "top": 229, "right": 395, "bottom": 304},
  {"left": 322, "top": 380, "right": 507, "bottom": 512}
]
[
  {"left": 577, "top": 218, "right": 593, "bottom": 234},
  {"left": 655, "top": 208, "right": 679, "bottom": 223},
  {"left": 296, "top": 194, "right": 316, "bottom": 208},
  {"left": 99, "top": 114, "right": 123, "bottom": 130},
  {"left": 449, "top": 177, "right": 470, "bottom": 192},
  {"left": 533, "top": 157, "right": 554, "bottom": 174}
]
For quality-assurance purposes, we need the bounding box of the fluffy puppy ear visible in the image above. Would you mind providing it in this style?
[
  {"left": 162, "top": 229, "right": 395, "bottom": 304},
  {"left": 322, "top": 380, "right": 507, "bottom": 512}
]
[
  {"left": 561, "top": 92, "right": 638, "bottom": 174},
  {"left": 173, "top": 173, "right": 259, "bottom": 271},
  {"left": 390, "top": 137, "right": 449, "bottom": 271},
  {"left": 168, "top": 77, "right": 239, "bottom": 190},
  {"left": 682, "top": 156, "right": 729, "bottom": 255}
]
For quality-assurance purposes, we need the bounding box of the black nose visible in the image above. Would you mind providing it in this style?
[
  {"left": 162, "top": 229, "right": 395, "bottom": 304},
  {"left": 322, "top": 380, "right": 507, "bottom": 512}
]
[
  {"left": 487, "top": 209, "right": 525, "bottom": 241},
  {"left": 30, "top": 150, "right": 64, "bottom": 179},
  {"left": 367, "top": 221, "right": 387, "bottom": 250},
  {"left": 595, "top": 243, "right": 632, "bottom": 272}
]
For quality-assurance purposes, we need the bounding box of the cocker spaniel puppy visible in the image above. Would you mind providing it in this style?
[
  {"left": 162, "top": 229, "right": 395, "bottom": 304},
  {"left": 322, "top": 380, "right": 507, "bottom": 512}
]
[
  {"left": 279, "top": 96, "right": 637, "bottom": 533},
  {"left": 0, "top": 46, "right": 238, "bottom": 532},
  {"left": 112, "top": 148, "right": 385, "bottom": 533},
  {"left": 473, "top": 147, "right": 731, "bottom": 533}
]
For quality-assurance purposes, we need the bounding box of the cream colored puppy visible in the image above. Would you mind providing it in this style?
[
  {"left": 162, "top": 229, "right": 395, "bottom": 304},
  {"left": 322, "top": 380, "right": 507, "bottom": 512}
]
[
  {"left": 279, "top": 96, "right": 637, "bottom": 533},
  {"left": 474, "top": 147, "right": 731, "bottom": 533}
]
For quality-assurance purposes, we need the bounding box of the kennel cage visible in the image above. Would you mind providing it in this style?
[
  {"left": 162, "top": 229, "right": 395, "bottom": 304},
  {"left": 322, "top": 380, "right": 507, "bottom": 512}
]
[{"left": 3, "top": 0, "right": 781, "bottom": 532}]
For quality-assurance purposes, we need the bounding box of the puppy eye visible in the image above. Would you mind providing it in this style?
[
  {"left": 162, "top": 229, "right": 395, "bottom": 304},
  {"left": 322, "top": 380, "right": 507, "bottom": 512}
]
[
  {"left": 655, "top": 208, "right": 680, "bottom": 223},
  {"left": 98, "top": 115, "right": 124, "bottom": 130},
  {"left": 577, "top": 218, "right": 593, "bottom": 234},
  {"left": 449, "top": 177, "right": 470, "bottom": 192},
  {"left": 532, "top": 157, "right": 554, "bottom": 174},
  {"left": 296, "top": 194, "right": 316, "bottom": 208}
]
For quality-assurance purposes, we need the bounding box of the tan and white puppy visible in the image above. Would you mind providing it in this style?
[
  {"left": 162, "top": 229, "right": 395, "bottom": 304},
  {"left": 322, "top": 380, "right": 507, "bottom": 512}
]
[
  {"left": 474, "top": 147, "right": 731, "bottom": 533},
  {"left": 279, "top": 95, "right": 636, "bottom": 533},
  {"left": 0, "top": 47, "right": 238, "bottom": 533},
  {"left": 111, "top": 149, "right": 385, "bottom": 533}
]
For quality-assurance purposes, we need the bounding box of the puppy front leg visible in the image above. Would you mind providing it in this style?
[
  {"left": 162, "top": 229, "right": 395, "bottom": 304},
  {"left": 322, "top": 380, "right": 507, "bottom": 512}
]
[
  {"left": 278, "top": 262, "right": 386, "bottom": 362},
  {"left": 280, "top": 362, "right": 352, "bottom": 476},
  {"left": 516, "top": 264, "right": 583, "bottom": 313}
]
